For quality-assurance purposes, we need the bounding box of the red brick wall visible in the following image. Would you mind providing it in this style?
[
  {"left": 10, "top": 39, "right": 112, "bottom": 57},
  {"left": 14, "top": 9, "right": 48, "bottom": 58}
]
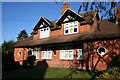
[
  {"left": 33, "top": 22, "right": 92, "bottom": 40},
  {"left": 14, "top": 18, "right": 120, "bottom": 70},
  {"left": 33, "top": 30, "right": 40, "bottom": 40},
  {"left": 50, "top": 24, "right": 64, "bottom": 37},
  {"left": 78, "top": 22, "right": 92, "bottom": 33},
  {"left": 14, "top": 48, "right": 28, "bottom": 62},
  {"left": 33, "top": 49, "right": 78, "bottom": 68},
  {"left": 83, "top": 39, "right": 120, "bottom": 71},
  {"left": 36, "top": 39, "right": 119, "bottom": 70},
  {"left": 14, "top": 39, "right": 120, "bottom": 70}
]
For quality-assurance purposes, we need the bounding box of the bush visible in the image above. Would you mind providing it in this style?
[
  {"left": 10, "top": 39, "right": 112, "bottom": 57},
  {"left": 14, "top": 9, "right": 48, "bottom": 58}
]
[
  {"left": 95, "top": 55, "right": 120, "bottom": 80},
  {"left": 96, "top": 67, "right": 120, "bottom": 79}
]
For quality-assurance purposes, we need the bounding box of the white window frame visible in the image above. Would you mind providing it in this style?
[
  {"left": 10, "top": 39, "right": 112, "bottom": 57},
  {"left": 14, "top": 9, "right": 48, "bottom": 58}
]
[
  {"left": 42, "top": 51, "right": 52, "bottom": 59},
  {"left": 77, "top": 49, "right": 84, "bottom": 60},
  {"left": 64, "top": 21, "right": 78, "bottom": 35},
  {"left": 34, "top": 48, "right": 40, "bottom": 59},
  {"left": 97, "top": 46, "right": 106, "bottom": 55},
  {"left": 18, "top": 52, "right": 22, "bottom": 56},
  {"left": 40, "top": 27, "right": 50, "bottom": 39},
  {"left": 60, "top": 50, "right": 74, "bottom": 60}
]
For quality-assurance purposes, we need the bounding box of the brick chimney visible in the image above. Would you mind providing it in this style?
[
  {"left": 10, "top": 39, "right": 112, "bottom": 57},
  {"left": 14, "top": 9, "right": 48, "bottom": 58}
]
[
  {"left": 114, "top": 8, "right": 120, "bottom": 25},
  {"left": 61, "top": 2, "right": 69, "bottom": 15}
]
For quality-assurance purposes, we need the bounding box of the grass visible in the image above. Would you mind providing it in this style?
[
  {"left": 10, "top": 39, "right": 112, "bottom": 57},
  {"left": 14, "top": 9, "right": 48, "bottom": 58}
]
[{"left": 3, "top": 68, "right": 91, "bottom": 80}]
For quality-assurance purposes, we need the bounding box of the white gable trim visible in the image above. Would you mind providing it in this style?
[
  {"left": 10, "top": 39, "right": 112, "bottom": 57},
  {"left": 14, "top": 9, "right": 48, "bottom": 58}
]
[
  {"left": 33, "top": 16, "right": 51, "bottom": 30},
  {"left": 42, "top": 16, "right": 51, "bottom": 25},
  {"left": 56, "top": 8, "right": 84, "bottom": 24}
]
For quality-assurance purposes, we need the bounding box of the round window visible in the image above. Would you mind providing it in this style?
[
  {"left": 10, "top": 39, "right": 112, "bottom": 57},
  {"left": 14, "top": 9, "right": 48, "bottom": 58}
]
[
  {"left": 97, "top": 46, "right": 106, "bottom": 55},
  {"left": 18, "top": 52, "right": 21, "bottom": 56}
]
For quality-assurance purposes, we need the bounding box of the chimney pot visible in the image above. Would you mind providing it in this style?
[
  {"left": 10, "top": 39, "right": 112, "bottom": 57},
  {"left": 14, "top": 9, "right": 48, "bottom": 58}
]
[
  {"left": 61, "top": 3, "right": 69, "bottom": 15},
  {"left": 114, "top": 8, "right": 120, "bottom": 25}
]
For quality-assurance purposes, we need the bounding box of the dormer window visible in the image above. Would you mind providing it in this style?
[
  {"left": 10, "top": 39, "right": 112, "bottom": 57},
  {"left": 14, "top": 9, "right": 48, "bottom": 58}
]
[
  {"left": 64, "top": 21, "right": 78, "bottom": 35},
  {"left": 40, "top": 27, "right": 50, "bottom": 38}
]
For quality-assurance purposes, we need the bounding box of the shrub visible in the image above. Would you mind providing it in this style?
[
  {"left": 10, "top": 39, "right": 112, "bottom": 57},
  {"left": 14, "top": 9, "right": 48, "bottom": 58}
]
[{"left": 95, "top": 55, "right": 120, "bottom": 80}]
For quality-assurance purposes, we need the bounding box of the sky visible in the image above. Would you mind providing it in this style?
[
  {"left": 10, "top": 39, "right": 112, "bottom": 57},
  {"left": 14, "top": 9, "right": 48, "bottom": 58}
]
[
  {"left": 2, "top": 2, "right": 82, "bottom": 44},
  {"left": 1, "top": 2, "right": 120, "bottom": 44}
]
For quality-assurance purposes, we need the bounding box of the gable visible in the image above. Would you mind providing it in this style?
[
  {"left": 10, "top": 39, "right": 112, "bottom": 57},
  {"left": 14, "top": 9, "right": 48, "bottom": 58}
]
[
  {"left": 63, "top": 15, "right": 76, "bottom": 22},
  {"left": 33, "top": 16, "right": 52, "bottom": 30},
  {"left": 56, "top": 8, "right": 84, "bottom": 25}
]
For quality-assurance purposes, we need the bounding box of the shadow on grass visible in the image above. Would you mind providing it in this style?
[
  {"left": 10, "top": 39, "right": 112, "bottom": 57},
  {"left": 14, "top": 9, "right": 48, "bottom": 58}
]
[{"left": 2, "top": 53, "right": 48, "bottom": 80}]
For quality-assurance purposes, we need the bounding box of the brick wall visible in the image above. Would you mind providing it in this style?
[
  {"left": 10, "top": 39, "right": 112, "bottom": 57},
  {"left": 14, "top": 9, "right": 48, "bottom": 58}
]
[
  {"left": 33, "top": 22, "right": 92, "bottom": 40},
  {"left": 14, "top": 39, "right": 120, "bottom": 70},
  {"left": 50, "top": 24, "right": 64, "bottom": 37},
  {"left": 83, "top": 39, "right": 120, "bottom": 71},
  {"left": 78, "top": 23, "right": 92, "bottom": 33},
  {"left": 33, "top": 30, "right": 40, "bottom": 40},
  {"left": 14, "top": 48, "right": 28, "bottom": 62}
]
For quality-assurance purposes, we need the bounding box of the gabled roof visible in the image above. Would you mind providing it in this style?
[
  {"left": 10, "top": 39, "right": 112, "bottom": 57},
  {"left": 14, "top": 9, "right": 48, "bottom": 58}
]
[
  {"left": 33, "top": 16, "right": 52, "bottom": 30},
  {"left": 14, "top": 19, "right": 120, "bottom": 48},
  {"left": 56, "top": 8, "right": 85, "bottom": 25}
]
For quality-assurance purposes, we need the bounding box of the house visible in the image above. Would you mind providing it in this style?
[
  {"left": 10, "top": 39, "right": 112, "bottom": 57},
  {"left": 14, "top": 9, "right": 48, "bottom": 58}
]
[{"left": 14, "top": 3, "right": 120, "bottom": 71}]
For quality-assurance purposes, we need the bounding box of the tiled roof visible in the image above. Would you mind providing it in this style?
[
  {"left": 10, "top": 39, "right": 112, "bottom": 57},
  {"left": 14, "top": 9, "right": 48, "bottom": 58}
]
[
  {"left": 33, "top": 9, "right": 99, "bottom": 31},
  {"left": 80, "top": 10, "right": 99, "bottom": 24},
  {"left": 14, "top": 19, "right": 120, "bottom": 48},
  {"left": 14, "top": 36, "right": 33, "bottom": 47}
]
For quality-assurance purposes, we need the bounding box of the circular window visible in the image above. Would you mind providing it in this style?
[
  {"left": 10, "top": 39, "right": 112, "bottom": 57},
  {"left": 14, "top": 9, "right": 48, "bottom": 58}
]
[
  {"left": 18, "top": 52, "right": 21, "bottom": 56},
  {"left": 97, "top": 46, "right": 106, "bottom": 55}
]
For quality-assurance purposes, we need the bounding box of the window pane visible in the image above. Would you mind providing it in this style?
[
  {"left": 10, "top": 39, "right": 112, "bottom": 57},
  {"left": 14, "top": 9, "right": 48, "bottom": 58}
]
[
  {"left": 35, "top": 51, "right": 39, "bottom": 59},
  {"left": 70, "top": 28, "right": 74, "bottom": 33},
  {"left": 46, "top": 52, "right": 48, "bottom": 58},
  {"left": 60, "top": 50, "right": 73, "bottom": 59},
  {"left": 44, "top": 28, "right": 46, "bottom": 31},
  {"left": 74, "top": 21, "right": 77, "bottom": 24},
  {"left": 28, "top": 50, "right": 32, "bottom": 56},
  {"left": 77, "top": 49, "right": 83, "bottom": 60},
  {"left": 46, "top": 27, "right": 49, "bottom": 30},
  {"left": 42, "top": 52, "right": 45, "bottom": 58},
  {"left": 40, "top": 27, "right": 50, "bottom": 38},
  {"left": 65, "top": 27, "right": 68, "bottom": 29},
  {"left": 64, "top": 21, "right": 78, "bottom": 35},
  {"left": 74, "top": 25, "right": 77, "bottom": 27},
  {"left": 42, "top": 51, "right": 52, "bottom": 59},
  {"left": 74, "top": 28, "right": 77, "bottom": 32},
  {"left": 65, "top": 30, "right": 68, "bottom": 33}
]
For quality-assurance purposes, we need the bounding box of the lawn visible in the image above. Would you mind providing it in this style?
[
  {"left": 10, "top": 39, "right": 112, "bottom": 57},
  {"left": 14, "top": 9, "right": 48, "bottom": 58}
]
[{"left": 3, "top": 68, "right": 91, "bottom": 80}]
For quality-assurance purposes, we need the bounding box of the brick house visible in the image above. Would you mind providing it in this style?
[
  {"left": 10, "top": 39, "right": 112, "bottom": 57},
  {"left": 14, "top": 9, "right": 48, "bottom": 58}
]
[{"left": 14, "top": 3, "right": 120, "bottom": 71}]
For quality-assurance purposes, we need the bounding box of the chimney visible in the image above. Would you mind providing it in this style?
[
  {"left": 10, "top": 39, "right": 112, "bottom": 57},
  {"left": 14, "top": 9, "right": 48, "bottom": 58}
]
[
  {"left": 61, "top": 2, "right": 69, "bottom": 15},
  {"left": 114, "top": 8, "right": 120, "bottom": 25}
]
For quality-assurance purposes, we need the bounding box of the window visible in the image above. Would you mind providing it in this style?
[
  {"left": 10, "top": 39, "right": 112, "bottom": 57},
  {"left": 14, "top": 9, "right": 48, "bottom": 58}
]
[
  {"left": 18, "top": 52, "right": 22, "bottom": 56},
  {"left": 60, "top": 50, "right": 74, "bottom": 60},
  {"left": 28, "top": 48, "right": 33, "bottom": 56},
  {"left": 42, "top": 51, "right": 52, "bottom": 59},
  {"left": 77, "top": 49, "right": 84, "bottom": 60},
  {"left": 97, "top": 46, "right": 106, "bottom": 55},
  {"left": 34, "top": 48, "right": 40, "bottom": 59},
  {"left": 64, "top": 21, "right": 78, "bottom": 35},
  {"left": 40, "top": 27, "right": 50, "bottom": 38}
]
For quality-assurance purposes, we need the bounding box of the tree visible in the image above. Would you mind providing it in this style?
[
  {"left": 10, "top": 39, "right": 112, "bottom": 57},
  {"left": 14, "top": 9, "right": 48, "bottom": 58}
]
[
  {"left": 2, "top": 40, "right": 15, "bottom": 54},
  {"left": 78, "top": 2, "right": 119, "bottom": 20},
  {"left": 17, "top": 30, "right": 29, "bottom": 41}
]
